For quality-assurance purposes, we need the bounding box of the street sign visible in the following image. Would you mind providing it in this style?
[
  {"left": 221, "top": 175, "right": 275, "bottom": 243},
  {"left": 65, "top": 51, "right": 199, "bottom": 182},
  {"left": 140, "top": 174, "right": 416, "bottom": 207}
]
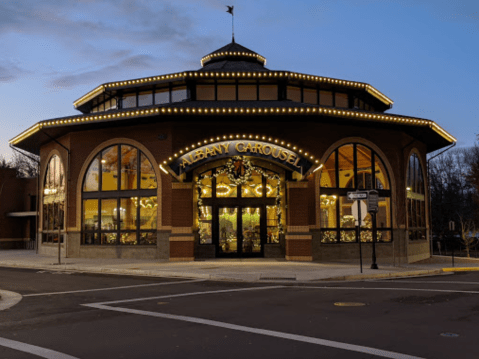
[
  {"left": 351, "top": 200, "right": 368, "bottom": 226},
  {"left": 347, "top": 191, "right": 368, "bottom": 200},
  {"left": 367, "top": 190, "right": 379, "bottom": 213}
]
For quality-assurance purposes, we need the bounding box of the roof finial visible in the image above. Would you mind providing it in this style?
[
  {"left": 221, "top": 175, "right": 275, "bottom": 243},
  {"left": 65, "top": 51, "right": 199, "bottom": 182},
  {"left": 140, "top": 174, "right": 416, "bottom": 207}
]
[{"left": 226, "top": 6, "right": 235, "bottom": 43}]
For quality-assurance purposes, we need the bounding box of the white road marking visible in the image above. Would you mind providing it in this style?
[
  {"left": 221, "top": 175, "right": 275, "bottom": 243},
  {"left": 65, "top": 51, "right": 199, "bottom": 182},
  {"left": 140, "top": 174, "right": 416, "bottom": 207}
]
[
  {"left": 0, "top": 290, "right": 22, "bottom": 311},
  {"left": 299, "top": 286, "right": 479, "bottom": 294},
  {"left": 86, "top": 285, "right": 285, "bottom": 305},
  {"left": 0, "top": 337, "right": 79, "bottom": 359},
  {"left": 36, "top": 271, "right": 73, "bottom": 275},
  {"left": 85, "top": 302, "right": 424, "bottom": 359},
  {"left": 23, "top": 279, "right": 206, "bottom": 297}
]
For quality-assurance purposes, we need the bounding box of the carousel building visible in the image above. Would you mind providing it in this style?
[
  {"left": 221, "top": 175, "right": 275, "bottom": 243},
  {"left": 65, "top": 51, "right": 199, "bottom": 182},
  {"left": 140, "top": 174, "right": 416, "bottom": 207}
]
[{"left": 9, "top": 41, "right": 455, "bottom": 263}]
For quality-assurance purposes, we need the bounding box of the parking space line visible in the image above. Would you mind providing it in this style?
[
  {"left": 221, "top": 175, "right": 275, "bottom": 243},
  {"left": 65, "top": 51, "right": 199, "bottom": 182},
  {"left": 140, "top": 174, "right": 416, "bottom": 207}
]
[
  {"left": 85, "top": 303, "right": 424, "bottom": 359},
  {"left": 23, "top": 279, "right": 206, "bottom": 297},
  {"left": 299, "top": 286, "right": 479, "bottom": 294},
  {"left": 84, "top": 285, "right": 284, "bottom": 306},
  {"left": 0, "top": 337, "right": 79, "bottom": 359}
]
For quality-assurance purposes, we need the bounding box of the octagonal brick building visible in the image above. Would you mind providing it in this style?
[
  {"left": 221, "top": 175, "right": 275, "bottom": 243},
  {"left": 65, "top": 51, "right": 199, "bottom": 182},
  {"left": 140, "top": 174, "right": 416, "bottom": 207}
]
[{"left": 10, "top": 41, "right": 455, "bottom": 264}]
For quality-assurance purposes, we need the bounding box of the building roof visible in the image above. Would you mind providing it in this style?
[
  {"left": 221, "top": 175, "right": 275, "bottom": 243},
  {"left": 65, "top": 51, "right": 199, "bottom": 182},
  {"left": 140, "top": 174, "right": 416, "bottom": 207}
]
[
  {"left": 9, "top": 101, "right": 456, "bottom": 155},
  {"left": 200, "top": 42, "right": 268, "bottom": 71},
  {"left": 9, "top": 40, "right": 456, "bottom": 155}
]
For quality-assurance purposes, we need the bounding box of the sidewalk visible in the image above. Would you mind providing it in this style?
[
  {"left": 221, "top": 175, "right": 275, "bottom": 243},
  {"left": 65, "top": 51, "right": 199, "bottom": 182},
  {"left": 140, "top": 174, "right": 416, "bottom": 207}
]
[{"left": 0, "top": 250, "right": 478, "bottom": 282}]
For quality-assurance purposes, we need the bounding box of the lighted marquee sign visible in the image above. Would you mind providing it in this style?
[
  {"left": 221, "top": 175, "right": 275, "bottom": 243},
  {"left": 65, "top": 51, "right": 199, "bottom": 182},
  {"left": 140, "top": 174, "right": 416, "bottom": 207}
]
[{"left": 169, "top": 140, "right": 314, "bottom": 176}]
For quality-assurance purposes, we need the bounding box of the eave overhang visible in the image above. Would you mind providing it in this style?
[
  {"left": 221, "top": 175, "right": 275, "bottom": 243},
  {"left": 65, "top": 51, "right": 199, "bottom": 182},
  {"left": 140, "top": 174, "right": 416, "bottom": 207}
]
[
  {"left": 10, "top": 103, "right": 455, "bottom": 156},
  {"left": 73, "top": 70, "right": 394, "bottom": 110}
]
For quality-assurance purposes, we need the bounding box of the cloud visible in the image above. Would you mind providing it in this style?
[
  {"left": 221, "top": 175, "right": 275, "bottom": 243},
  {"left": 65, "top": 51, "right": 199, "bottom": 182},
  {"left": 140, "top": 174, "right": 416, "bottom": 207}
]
[
  {"left": 47, "top": 54, "right": 157, "bottom": 89},
  {"left": 0, "top": 62, "right": 29, "bottom": 82}
]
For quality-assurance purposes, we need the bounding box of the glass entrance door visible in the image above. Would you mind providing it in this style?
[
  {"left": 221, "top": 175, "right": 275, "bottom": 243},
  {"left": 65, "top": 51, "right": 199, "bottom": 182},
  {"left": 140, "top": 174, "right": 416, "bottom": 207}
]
[
  {"left": 218, "top": 206, "right": 262, "bottom": 257},
  {"left": 219, "top": 207, "right": 238, "bottom": 254}
]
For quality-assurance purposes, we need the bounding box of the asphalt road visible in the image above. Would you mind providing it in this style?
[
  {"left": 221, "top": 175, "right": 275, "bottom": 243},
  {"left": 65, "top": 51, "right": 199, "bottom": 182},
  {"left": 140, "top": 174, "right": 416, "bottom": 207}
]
[{"left": 0, "top": 267, "right": 478, "bottom": 359}]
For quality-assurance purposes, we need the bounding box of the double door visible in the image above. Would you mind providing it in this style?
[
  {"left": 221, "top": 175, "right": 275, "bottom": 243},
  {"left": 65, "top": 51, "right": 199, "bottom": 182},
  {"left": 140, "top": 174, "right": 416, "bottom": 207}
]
[{"left": 217, "top": 206, "right": 264, "bottom": 257}]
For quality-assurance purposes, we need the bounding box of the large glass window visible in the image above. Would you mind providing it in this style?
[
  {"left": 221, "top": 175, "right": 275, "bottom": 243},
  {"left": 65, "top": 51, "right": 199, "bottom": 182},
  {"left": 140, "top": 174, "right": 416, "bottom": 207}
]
[
  {"left": 42, "top": 155, "right": 65, "bottom": 243},
  {"left": 407, "top": 153, "right": 426, "bottom": 240},
  {"left": 320, "top": 143, "right": 392, "bottom": 243},
  {"left": 82, "top": 144, "right": 157, "bottom": 245}
]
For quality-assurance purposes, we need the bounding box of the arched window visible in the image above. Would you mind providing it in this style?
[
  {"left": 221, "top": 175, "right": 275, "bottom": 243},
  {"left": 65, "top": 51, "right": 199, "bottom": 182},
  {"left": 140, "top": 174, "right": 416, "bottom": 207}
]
[
  {"left": 82, "top": 144, "right": 158, "bottom": 245},
  {"left": 406, "top": 153, "right": 426, "bottom": 240},
  {"left": 319, "top": 143, "right": 392, "bottom": 243},
  {"left": 42, "top": 155, "right": 65, "bottom": 243}
]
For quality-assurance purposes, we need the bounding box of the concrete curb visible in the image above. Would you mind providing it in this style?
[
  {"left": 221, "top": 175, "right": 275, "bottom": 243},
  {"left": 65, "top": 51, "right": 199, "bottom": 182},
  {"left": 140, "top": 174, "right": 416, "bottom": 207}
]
[
  {"left": 0, "top": 262, "right": 452, "bottom": 283},
  {"left": 320, "top": 269, "right": 445, "bottom": 281},
  {"left": 442, "top": 267, "right": 479, "bottom": 272}
]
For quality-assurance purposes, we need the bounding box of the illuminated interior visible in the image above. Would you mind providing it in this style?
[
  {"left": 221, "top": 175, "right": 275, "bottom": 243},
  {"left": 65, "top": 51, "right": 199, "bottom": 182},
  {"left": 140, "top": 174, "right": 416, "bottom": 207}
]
[
  {"left": 320, "top": 143, "right": 392, "bottom": 243},
  {"left": 406, "top": 153, "right": 426, "bottom": 240},
  {"left": 42, "top": 155, "right": 65, "bottom": 244},
  {"left": 82, "top": 144, "right": 158, "bottom": 245},
  {"left": 197, "top": 161, "right": 282, "bottom": 256}
]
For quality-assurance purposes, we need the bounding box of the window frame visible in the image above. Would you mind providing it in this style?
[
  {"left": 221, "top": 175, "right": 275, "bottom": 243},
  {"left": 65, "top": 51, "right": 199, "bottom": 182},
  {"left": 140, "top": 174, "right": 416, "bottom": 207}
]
[
  {"left": 42, "top": 154, "right": 65, "bottom": 244},
  {"left": 319, "top": 143, "right": 393, "bottom": 244},
  {"left": 406, "top": 153, "right": 427, "bottom": 240},
  {"left": 81, "top": 144, "right": 158, "bottom": 246}
]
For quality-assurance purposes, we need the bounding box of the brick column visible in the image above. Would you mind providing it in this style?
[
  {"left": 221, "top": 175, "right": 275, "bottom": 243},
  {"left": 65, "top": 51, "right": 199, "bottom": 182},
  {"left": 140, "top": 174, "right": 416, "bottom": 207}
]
[
  {"left": 170, "top": 182, "right": 195, "bottom": 261},
  {"left": 285, "top": 182, "right": 312, "bottom": 261}
]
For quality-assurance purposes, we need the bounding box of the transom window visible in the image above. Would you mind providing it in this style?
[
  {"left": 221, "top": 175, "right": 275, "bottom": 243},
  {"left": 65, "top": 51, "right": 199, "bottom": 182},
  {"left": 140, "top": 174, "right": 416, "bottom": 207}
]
[
  {"left": 320, "top": 143, "right": 392, "bottom": 243},
  {"left": 42, "top": 155, "right": 65, "bottom": 243},
  {"left": 82, "top": 144, "right": 158, "bottom": 245},
  {"left": 407, "top": 153, "right": 426, "bottom": 240}
]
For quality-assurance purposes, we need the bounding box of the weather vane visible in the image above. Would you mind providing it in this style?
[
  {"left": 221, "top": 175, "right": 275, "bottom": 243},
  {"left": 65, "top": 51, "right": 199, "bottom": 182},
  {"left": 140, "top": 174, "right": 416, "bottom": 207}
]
[{"left": 226, "top": 5, "right": 234, "bottom": 43}]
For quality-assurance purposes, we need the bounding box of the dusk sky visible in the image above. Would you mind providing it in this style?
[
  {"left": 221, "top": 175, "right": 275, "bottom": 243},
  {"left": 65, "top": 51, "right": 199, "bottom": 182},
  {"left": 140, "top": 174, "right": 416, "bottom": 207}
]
[{"left": 1, "top": 0, "right": 478, "bottom": 158}]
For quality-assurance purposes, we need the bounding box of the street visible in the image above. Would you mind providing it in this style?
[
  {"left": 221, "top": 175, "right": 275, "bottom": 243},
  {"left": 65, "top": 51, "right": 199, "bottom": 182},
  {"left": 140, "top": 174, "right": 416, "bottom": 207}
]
[{"left": 1, "top": 267, "right": 478, "bottom": 358}]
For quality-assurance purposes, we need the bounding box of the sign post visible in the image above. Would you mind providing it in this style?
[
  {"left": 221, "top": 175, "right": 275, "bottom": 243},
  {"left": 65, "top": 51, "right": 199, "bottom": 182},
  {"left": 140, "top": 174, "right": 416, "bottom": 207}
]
[
  {"left": 367, "top": 190, "right": 379, "bottom": 270},
  {"left": 449, "top": 220, "right": 455, "bottom": 267},
  {"left": 348, "top": 191, "right": 368, "bottom": 273}
]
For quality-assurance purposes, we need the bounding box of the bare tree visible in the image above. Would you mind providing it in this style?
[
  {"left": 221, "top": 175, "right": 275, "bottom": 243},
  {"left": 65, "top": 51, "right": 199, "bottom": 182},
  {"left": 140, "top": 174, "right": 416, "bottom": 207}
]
[
  {"left": 11, "top": 151, "right": 39, "bottom": 178},
  {"left": 0, "top": 155, "right": 14, "bottom": 198},
  {"left": 458, "top": 215, "right": 479, "bottom": 258},
  {"left": 429, "top": 146, "right": 479, "bottom": 254}
]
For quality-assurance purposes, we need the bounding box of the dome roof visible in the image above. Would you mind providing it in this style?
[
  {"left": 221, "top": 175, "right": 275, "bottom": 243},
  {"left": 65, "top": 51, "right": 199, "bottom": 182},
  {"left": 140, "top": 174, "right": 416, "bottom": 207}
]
[{"left": 199, "top": 41, "right": 269, "bottom": 72}]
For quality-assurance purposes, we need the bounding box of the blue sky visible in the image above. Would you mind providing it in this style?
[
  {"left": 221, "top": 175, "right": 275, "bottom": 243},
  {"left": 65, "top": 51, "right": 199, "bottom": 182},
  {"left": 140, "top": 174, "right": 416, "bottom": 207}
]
[{"left": 1, "top": 0, "right": 478, "bottom": 158}]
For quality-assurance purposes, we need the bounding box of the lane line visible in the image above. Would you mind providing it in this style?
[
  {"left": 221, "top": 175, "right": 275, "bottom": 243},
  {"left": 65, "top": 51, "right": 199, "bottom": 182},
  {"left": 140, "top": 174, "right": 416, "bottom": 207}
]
[
  {"left": 0, "top": 337, "right": 79, "bottom": 359},
  {"left": 298, "top": 286, "right": 479, "bottom": 294},
  {"left": 85, "top": 303, "right": 424, "bottom": 359},
  {"left": 23, "top": 279, "right": 206, "bottom": 297},
  {"left": 85, "top": 285, "right": 285, "bottom": 305}
]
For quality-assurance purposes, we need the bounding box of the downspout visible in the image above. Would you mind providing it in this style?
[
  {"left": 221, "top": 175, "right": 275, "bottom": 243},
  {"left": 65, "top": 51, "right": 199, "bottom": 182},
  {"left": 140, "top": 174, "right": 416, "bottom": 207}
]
[
  {"left": 427, "top": 142, "right": 456, "bottom": 257},
  {"left": 9, "top": 145, "right": 40, "bottom": 253},
  {"left": 39, "top": 130, "right": 71, "bottom": 258}
]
